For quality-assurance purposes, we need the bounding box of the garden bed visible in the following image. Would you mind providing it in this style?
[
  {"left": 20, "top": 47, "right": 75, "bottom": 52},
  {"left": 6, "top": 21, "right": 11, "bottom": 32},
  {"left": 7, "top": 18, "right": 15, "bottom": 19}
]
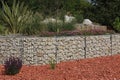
[{"left": 0, "top": 54, "right": 120, "bottom": 80}]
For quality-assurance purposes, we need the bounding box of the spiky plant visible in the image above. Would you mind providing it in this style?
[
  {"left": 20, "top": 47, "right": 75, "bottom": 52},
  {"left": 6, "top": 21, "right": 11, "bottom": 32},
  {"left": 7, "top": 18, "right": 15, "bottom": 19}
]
[{"left": 1, "top": 0, "right": 33, "bottom": 34}]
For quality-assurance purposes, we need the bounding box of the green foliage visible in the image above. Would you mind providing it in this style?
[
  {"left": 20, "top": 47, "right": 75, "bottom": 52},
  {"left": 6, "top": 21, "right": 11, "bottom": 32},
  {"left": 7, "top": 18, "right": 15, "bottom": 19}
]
[
  {"left": 4, "top": 56, "right": 22, "bottom": 75},
  {"left": 86, "top": 0, "right": 120, "bottom": 27},
  {"left": 0, "top": 0, "right": 92, "bottom": 35},
  {"left": 63, "top": 0, "right": 90, "bottom": 23},
  {"left": 46, "top": 21, "right": 75, "bottom": 33},
  {"left": 74, "top": 14, "right": 84, "bottom": 23},
  {"left": 0, "top": 24, "right": 7, "bottom": 34},
  {"left": 21, "top": 12, "right": 43, "bottom": 35},
  {"left": 64, "top": 0, "right": 90, "bottom": 13},
  {"left": 46, "top": 22, "right": 62, "bottom": 33},
  {"left": 6, "top": 0, "right": 90, "bottom": 19},
  {"left": 46, "top": 23, "right": 57, "bottom": 32},
  {"left": 1, "top": 0, "right": 33, "bottom": 34},
  {"left": 61, "top": 22, "right": 75, "bottom": 31},
  {"left": 49, "top": 58, "right": 56, "bottom": 70},
  {"left": 0, "top": 10, "right": 2, "bottom": 23},
  {"left": 113, "top": 17, "right": 120, "bottom": 32}
]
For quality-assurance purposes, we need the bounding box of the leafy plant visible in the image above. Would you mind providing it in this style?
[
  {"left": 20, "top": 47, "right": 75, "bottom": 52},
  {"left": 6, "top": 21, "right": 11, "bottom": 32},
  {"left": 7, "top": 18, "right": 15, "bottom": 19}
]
[
  {"left": 21, "top": 12, "right": 43, "bottom": 35},
  {"left": 0, "top": 24, "right": 6, "bottom": 34},
  {"left": 46, "top": 22, "right": 62, "bottom": 33},
  {"left": 4, "top": 56, "right": 22, "bottom": 75},
  {"left": 61, "top": 22, "right": 75, "bottom": 31},
  {"left": 49, "top": 58, "right": 56, "bottom": 70},
  {"left": 86, "top": 0, "right": 120, "bottom": 27},
  {"left": 0, "top": 9, "right": 2, "bottom": 23},
  {"left": 46, "top": 21, "right": 75, "bottom": 34},
  {"left": 113, "top": 17, "right": 120, "bottom": 32},
  {"left": 75, "top": 14, "right": 84, "bottom": 23},
  {"left": 46, "top": 23, "right": 57, "bottom": 32},
  {"left": 1, "top": 0, "right": 33, "bottom": 34}
]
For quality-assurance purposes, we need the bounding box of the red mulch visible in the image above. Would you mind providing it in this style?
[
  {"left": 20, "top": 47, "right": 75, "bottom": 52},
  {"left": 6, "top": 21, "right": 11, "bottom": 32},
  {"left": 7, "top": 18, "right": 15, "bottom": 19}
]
[{"left": 0, "top": 54, "right": 120, "bottom": 80}]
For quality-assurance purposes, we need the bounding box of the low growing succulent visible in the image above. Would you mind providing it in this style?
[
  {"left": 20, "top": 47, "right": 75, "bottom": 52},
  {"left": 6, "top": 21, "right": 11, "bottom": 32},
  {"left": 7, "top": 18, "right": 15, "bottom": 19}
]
[{"left": 4, "top": 56, "right": 22, "bottom": 75}]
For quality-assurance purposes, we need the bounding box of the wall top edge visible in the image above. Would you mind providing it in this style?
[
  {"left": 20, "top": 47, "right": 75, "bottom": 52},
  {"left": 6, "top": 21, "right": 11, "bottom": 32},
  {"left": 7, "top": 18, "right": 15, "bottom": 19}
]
[{"left": 0, "top": 33, "right": 119, "bottom": 38}]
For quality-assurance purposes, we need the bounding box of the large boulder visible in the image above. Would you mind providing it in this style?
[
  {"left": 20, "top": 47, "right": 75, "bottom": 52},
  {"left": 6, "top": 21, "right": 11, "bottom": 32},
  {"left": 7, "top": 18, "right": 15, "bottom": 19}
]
[{"left": 83, "top": 19, "right": 92, "bottom": 25}]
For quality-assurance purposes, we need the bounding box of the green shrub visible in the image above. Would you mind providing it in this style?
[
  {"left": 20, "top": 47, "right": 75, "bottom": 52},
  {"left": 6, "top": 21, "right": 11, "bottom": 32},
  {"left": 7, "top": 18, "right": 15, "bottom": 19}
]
[
  {"left": 74, "top": 14, "right": 84, "bottom": 23},
  {"left": 46, "top": 23, "right": 57, "bottom": 32},
  {"left": 61, "top": 22, "right": 75, "bottom": 31},
  {"left": 46, "top": 21, "right": 75, "bottom": 33},
  {"left": 113, "top": 17, "right": 120, "bottom": 32},
  {"left": 21, "top": 12, "right": 44, "bottom": 35},
  {"left": 4, "top": 56, "right": 22, "bottom": 75},
  {"left": 46, "top": 22, "right": 62, "bottom": 33}
]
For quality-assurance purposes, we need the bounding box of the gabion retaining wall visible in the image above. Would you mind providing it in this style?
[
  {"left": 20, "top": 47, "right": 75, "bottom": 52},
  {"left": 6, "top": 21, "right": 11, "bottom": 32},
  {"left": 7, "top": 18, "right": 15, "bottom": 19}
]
[{"left": 0, "top": 34, "right": 120, "bottom": 65}]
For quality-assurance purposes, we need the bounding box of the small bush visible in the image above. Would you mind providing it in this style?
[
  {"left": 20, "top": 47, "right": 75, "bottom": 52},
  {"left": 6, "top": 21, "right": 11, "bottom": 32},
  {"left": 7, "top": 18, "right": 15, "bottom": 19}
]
[
  {"left": 45, "top": 21, "right": 76, "bottom": 33},
  {"left": 4, "top": 56, "right": 22, "bottom": 75},
  {"left": 46, "top": 23, "right": 58, "bottom": 32},
  {"left": 61, "top": 22, "right": 75, "bottom": 31},
  {"left": 49, "top": 58, "right": 56, "bottom": 70},
  {"left": 75, "top": 14, "right": 84, "bottom": 23},
  {"left": 21, "top": 12, "right": 44, "bottom": 35},
  {"left": 46, "top": 22, "right": 62, "bottom": 33},
  {"left": 113, "top": 17, "right": 120, "bottom": 32}
]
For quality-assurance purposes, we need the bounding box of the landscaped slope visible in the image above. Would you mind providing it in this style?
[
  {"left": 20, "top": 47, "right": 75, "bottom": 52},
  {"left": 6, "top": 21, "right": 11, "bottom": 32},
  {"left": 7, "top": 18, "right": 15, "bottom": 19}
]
[{"left": 0, "top": 54, "right": 120, "bottom": 80}]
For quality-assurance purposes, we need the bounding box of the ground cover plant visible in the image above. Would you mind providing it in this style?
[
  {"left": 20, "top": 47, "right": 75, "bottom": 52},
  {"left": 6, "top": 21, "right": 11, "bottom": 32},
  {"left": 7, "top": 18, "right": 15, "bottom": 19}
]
[{"left": 0, "top": 54, "right": 120, "bottom": 79}]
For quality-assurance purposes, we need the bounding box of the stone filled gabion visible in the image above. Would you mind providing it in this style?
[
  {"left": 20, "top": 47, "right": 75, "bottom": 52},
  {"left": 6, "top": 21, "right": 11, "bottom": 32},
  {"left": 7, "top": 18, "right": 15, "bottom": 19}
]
[{"left": 0, "top": 34, "right": 120, "bottom": 65}]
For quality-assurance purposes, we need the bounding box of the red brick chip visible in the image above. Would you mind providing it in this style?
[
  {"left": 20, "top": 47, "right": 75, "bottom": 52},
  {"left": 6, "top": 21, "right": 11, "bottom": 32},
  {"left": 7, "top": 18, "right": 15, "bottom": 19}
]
[{"left": 0, "top": 54, "right": 120, "bottom": 80}]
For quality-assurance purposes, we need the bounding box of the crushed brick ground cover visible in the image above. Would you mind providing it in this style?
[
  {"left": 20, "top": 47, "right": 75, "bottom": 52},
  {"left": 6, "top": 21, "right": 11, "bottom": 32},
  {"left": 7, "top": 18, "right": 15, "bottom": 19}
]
[{"left": 0, "top": 54, "right": 120, "bottom": 80}]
